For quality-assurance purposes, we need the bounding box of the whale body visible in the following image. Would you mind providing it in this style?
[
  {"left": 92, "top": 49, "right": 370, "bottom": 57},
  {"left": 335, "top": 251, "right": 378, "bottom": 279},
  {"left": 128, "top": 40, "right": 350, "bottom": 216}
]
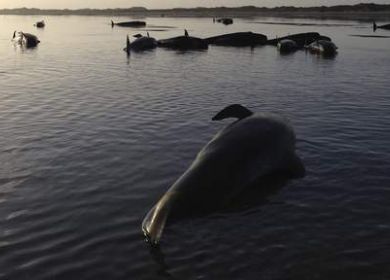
[
  {"left": 13, "top": 31, "right": 40, "bottom": 48},
  {"left": 205, "top": 32, "right": 267, "bottom": 47},
  {"left": 111, "top": 20, "right": 146, "bottom": 28},
  {"left": 142, "top": 104, "right": 305, "bottom": 245},
  {"left": 306, "top": 40, "right": 338, "bottom": 56},
  {"left": 267, "top": 32, "right": 331, "bottom": 48},
  {"left": 373, "top": 22, "right": 390, "bottom": 31},
  {"left": 124, "top": 33, "right": 157, "bottom": 53},
  {"left": 157, "top": 30, "right": 208, "bottom": 50},
  {"left": 35, "top": 20, "right": 45, "bottom": 28},
  {"left": 277, "top": 39, "right": 298, "bottom": 53}
]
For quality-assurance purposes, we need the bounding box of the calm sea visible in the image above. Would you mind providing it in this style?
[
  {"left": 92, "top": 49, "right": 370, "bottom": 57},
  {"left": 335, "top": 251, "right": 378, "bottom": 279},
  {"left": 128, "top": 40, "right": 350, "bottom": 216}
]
[{"left": 0, "top": 15, "right": 389, "bottom": 280}]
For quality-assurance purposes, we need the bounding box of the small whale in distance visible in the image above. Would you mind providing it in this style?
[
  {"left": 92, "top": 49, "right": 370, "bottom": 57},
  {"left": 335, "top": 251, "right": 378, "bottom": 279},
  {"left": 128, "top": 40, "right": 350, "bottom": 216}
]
[
  {"left": 35, "top": 20, "right": 45, "bottom": 28},
  {"left": 216, "top": 18, "right": 234, "bottom": 25},
  {"left": 142, "top": 104, "right": 305, "bottom": 245},
  {"left": 373, "top": 21, "right": 390, "bottom": 32},
  {"left": 111, "top": 20, "right": 146, "bottom": 28}
]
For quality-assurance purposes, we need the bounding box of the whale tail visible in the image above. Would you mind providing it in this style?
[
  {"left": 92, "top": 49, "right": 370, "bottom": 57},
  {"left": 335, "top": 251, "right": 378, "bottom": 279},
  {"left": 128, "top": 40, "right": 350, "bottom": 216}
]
[
  {"left": 111, "top": 20, "right": 115, "bottom": 28},
  {"left": 373, "top": 21, "right": 377, "bottom": 32},
  {"left": 142, "top": 193, "right": 173, "bottom": 245}
]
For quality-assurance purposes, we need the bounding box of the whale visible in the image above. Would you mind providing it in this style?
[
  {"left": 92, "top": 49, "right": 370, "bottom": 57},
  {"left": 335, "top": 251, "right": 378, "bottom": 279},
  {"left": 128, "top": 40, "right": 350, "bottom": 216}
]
[
  {"left": 267, "top": 32, "right": 331, "bottom": 48},
  {"left": 13, "top": 31, "right": 40, "bottom": 48},
  {"left": 35, "top": 20, "right": 45, "bottom": 28},
  {"left": 111, "top": 20, "right": 146, "bottom": 28},
  {"left": 157, "top": 30, "right": 208, "bottom": 50},
  {"left": 306, "top": 40, "right": 338, "bottom": 56},
  {"left": 124, "top": 32, "right": 157, "bottom": 54},
  {"left": 216, "top": 18, "right": 234, "bottom": 25},
  {"left": 373, "top": 21, "right": 390, "bottom": 32},
  {"left": 205, "top": 32, "right": 267, "bottom": 47},
  {"left": 277, "top": 39, "right": 298, "bottom": 53},
  {"left": 142, "top": 104, "right": 305, "bottom": 245}
]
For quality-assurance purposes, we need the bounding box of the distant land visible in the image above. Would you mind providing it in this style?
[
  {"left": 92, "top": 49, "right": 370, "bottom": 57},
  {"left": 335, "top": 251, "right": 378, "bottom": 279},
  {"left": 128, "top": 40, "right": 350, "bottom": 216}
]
[{"left": 1, "top": 4, "right": 390, "bottom": 21}]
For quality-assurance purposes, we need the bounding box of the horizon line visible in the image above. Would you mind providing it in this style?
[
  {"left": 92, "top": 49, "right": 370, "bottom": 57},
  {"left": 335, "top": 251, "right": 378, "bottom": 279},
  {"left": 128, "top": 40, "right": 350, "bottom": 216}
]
[{"left": 1, "top": 3, "right": 390, "bottom": 11}]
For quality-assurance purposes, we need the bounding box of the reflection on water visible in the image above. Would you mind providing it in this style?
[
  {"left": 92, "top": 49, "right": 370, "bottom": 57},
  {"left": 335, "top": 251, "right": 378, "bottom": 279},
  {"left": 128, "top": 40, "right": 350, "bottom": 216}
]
[{"left": 0, "top": 15, "right": 390, "bottom": 280}]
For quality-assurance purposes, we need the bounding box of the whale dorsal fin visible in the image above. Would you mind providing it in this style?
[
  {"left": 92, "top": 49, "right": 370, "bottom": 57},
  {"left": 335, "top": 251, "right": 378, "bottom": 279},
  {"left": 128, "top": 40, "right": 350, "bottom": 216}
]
[{"left": 212, "top": 104, "right": 253, "bottom": 121}]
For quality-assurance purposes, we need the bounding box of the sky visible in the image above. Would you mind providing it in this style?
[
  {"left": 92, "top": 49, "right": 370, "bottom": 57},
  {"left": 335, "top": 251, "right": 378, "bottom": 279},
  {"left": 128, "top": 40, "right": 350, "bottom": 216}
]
[{"left": 0, "top": 0, "right": 389, "bottom": 9}]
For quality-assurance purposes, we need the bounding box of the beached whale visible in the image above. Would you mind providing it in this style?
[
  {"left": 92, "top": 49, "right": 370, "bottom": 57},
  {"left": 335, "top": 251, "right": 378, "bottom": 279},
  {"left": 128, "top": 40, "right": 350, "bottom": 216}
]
[
  {"left": 205, "top": 32, "right": 267, "bottom": 47},
  {"left": 111, "top": 20, "right": 146, "bottom": 28},
  {"left": 277, "top": 39, "right": 298, "bottom": 53},
  {"left": 373, "top": 21, "right": 390, "bottom": 31},
  {"left": 35, "top": 20, "right": 45, "bottom": 28},
  {"left": 124, "top": 32, "right": 157, "bottom": 53},
  {"left": 142, "top": 104, "right": 305, "bottom": 245},
  {"left": 12, "top": 31, "right": 40, "bottom": 48},
  {"left": 157, "top": 30, "right": 208, "bottom": 50},
  {"left": 306, "top": 40, "right": 338, "bottom": 56},
  {"left": 216, "top": 18, "right": 234, "bottom": 25},
  {"left": 267, "top": 32, "right": 331, "bottom": 48}
]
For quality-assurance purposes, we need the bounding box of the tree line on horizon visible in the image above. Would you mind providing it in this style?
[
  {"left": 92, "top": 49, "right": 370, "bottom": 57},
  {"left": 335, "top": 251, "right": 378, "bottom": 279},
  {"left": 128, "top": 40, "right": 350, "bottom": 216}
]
[{"left": 1, "top": 3, "right": 390, "bottom": 15}]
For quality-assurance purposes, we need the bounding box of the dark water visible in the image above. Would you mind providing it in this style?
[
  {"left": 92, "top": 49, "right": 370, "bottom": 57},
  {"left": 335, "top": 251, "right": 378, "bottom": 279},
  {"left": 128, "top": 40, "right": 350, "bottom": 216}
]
[{"left": 1, "top": 15, "right": 390, "bottom": 279}]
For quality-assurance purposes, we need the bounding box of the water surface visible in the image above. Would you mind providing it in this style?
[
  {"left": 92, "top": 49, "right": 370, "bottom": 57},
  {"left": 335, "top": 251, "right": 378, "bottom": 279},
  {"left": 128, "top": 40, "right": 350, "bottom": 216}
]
[{"left": 1, "top": 15, "right": 390, "bottom": 280}]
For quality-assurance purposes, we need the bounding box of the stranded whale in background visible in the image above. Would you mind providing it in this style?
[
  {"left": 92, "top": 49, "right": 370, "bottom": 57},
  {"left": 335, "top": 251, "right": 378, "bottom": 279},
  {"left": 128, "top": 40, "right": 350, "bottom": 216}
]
[
  {"left": 142, "top": 104, "right": 305, "bottom": 245},
  {"left": 124, "top": 32, "right": 157, "bottom": 54},
  {"left": 373, "top": 21, "right": 390, "bottom": 31},
  {"left": 157, "top": 29, "right": 208, "bottom": 50},
  {"left": 111, "top": 20, "right": 146, "bottom": 28}
]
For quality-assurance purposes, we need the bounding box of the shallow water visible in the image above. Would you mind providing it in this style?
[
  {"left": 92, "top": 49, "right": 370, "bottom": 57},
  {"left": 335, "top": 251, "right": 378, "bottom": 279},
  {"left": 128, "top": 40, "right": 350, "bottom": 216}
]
[{"left": 0, "top": 15, "right": 390, "bottom": 280}]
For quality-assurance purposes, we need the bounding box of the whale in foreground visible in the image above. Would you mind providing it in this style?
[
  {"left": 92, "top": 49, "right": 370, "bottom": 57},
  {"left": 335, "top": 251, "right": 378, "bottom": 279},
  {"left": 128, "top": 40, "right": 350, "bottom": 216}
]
[
  {"left": 12, "top": 31, "right": 40, "bottom": 48},
  {"left": 142, "top": 104, "right": 305, "bottom": 245}
]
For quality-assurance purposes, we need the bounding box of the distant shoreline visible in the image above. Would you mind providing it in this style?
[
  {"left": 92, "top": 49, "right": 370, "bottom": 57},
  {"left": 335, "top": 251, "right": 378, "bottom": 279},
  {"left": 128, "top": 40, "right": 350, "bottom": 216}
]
[{"left": 1, "top": 4, "right": 390, "bottom": 21}]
